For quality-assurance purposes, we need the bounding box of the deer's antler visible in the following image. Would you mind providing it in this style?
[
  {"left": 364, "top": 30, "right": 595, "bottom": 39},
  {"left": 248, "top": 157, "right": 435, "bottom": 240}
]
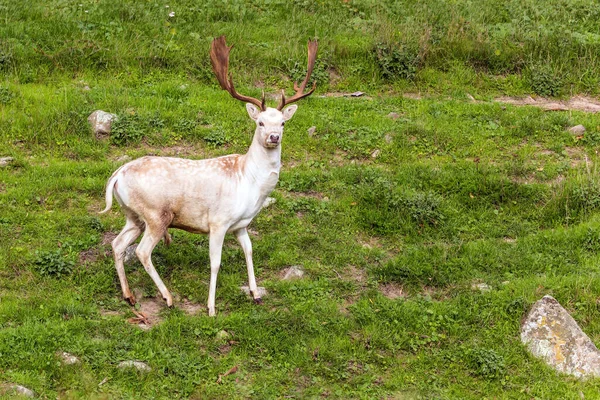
[
  {"left": 210, "top": 36, "right": 266, "bottom": 111},
  {"left": 277, "top": 39, "right": 318, "bottom": 110}
]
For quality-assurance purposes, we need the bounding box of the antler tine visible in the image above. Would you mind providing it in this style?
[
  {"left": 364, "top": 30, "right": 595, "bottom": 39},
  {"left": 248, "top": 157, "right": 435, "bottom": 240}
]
[
  {"left": 278, "top": 39, "right": 318, "bottom": 110},
  {"left": 210, "top": 36, "right": 266, "bottom": 111}
]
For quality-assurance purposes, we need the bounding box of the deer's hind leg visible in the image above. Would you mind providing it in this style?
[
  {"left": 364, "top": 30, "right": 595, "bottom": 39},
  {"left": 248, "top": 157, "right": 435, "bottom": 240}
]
[
  {"left": 112, "top": 214, "right": 143, "bottom": 305},
  {"left": 135, "top": 213, "right": 174, "bottom": 306}
]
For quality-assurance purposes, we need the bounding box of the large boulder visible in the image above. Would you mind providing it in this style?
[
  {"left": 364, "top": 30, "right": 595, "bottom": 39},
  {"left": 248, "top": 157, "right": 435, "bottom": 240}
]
[{"left": 521, "top": 295, "right": 600, "bottom": 378}]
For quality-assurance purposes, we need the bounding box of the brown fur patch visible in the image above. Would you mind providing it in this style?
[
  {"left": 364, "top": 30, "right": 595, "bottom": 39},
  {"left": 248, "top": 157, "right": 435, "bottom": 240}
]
[{"left": 217, "top": 154, "right": 245, "bottom": 176}]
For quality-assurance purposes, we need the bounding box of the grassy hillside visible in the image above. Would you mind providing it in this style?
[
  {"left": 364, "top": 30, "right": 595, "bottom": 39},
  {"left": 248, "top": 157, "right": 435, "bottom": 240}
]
[{"left": 3, "top": 0, "right": 600, "bottom": 398}]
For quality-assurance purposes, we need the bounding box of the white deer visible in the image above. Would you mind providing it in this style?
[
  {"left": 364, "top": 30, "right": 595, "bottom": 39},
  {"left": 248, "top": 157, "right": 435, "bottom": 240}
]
[{"left": 100, "top": 36, "right": 318, "bottom": 316}]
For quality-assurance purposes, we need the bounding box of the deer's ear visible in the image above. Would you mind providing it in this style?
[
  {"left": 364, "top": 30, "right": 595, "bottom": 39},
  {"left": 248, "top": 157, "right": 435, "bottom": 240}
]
[
  {"left": 282, "top": 105, "right": 298, "bottom": 121},
  {"left": 246, "top": 103, "right": 261, "bottom": 121}
]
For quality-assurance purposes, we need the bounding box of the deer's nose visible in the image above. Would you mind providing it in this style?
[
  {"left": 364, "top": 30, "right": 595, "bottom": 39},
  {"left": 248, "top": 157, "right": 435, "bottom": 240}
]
[{"left": 269, "top": 134, "right": 280, "bottom": 142}]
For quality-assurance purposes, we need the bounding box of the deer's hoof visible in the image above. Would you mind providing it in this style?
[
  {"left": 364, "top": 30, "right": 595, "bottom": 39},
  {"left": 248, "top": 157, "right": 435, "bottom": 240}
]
[
  {"left": 125, "top": 295, "right": 136, "bottom": 306},
  {"left": 253, "top": 297, "right": 263, "bottom": 305}
]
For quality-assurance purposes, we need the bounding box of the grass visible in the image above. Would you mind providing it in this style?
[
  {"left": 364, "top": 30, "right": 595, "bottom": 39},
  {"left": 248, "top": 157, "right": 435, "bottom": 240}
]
[{"left": 3, "top": 0, "right": 600, "bottom": 398}]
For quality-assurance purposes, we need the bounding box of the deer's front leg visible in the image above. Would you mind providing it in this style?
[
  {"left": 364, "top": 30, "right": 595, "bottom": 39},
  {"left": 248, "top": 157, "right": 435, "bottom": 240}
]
[
  {"left": 234, "top": 228, "right": 261, "bottom": 304},
  {"left": 207, "top": 227, "right": 227, "bottom": 316}
]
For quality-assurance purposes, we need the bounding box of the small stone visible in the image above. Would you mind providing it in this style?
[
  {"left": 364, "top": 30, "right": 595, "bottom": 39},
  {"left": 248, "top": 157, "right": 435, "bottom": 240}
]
[
  {"left": 521, "top": 295, "right": 600, "bottom": 378},
  {"left": 88, "top": 110, "right": 118, "bottom": 139},
  {"left": 349, "top": 91, "right": 364, "bottom": 97},
  {"left": 281, "top": 266, "right": 305, "bottom": 280},
  {"left": 118, "top": 360, "right": 151, "bottom": 372},
  {"left": 568, "top": 125, "right": 586, "bottom": 135},
  {"left": 466, "top": 93, "right": 476, "bottom": 102},
  {"left": 216, "top": 330, "right": 231, "bottom": 341},
  {"left": 262, "top": 197, "right": 276, "bottom": 208},
  {"left": 471, "top": 282, "right": 491, "bottom": 292},
  {"left": 387, "top": 112, "right": 400, "bottom": 120},
  {"left": 0, "top": 384, "right": 35, "bottom": 398},
  {"left": 240, "top": 286, "right": 268, "bottom": 298},
  {"left": 384, "top": 133, "right": 393, "bottom": 143},
  {"left": 371, "top": 149, "right": 381, "bottom": 159},
  {"left": 83, "top": 85, "right": 91, "bottom": 91},
  {"left": 123, "top": 244, "right": 138, "bottom": 265},
  {"left": 59, "top": 351, "right": 80, "bottom": 365},
  {"left": 0, "top": 157, "right": 14, "bottom": 167},
  {"left": 307, "top": 126, "right": 317, "bottom": 137}
]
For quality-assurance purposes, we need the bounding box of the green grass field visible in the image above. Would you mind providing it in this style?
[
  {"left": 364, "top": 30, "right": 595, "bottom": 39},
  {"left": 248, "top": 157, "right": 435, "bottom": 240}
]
[{"left": 3, "top": 0, "right": 600, "bottom": 398}]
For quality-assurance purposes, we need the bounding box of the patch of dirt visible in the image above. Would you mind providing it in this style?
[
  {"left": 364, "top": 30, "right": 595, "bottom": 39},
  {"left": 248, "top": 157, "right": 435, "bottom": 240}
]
[
  {"left": 101, "top": 231, "right": 117, "bottom": 246},
  {"left": 495, "top": 95, "right": 600, "bottom": 113},
  {"left": 403, "top": 93, "right": 423, "bottom": 100},
  {"left": 564, "top": 146, "right": 589, "bottom": 168},
  {"left": 180, "top": 299, "right": 204, "bottom": 316},
  {"left": 379, "top": 283, "right": 406, "bottom": 299},
  {"left": 79, "top": 248, "right": 100, "bottom": 265},
  {"left": 129, "top": 297, "right": 164, "bottom": 330},
  {"left": 340, "top": 265, "right": 367, "bottom": 285},
  {"left": 99, "top": 309, "right": 122, "bottom": 317}
]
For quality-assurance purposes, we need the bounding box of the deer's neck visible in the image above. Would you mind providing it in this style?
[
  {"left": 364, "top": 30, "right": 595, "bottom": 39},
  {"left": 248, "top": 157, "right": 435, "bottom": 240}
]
[{"left": 243, "top": 136, "right": 282, "bottom": 186}]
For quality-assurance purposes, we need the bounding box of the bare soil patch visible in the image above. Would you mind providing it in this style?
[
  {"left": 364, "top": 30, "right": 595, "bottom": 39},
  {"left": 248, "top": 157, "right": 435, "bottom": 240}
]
[
  {"left": 495, "top": 95, "right": 600, "bottom": 113},
  {"left": 101, "top": 231, "right": 118, "bottom": 246},
  {"left": 379, "top": 282, "right": 406, "bottom": 299}
]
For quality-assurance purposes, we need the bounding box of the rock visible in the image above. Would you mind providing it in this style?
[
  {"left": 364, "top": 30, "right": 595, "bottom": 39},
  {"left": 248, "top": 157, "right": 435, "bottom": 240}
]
[
  {"left": 83, "top": 85, "right": 91, "bottom": 91},
  {"left": 117, "top": 360, "right": 151, "bottom": 372},
  {"left": 88, "top": 110, "right": 117, "bottom": 139},
  {"left": 349, "top": 91, "right": 364, "bottom": 97},
  {"left": 216, "top": 330, "right": 231, "bottom": 341},
  {"left": 471, "top": 282, "right": 491, "bottom": 292},
  {"left": 384, "top": 133, "right": 393, "bottom": 143},
  {"left": 466, "top": 93, "right": 476, "bottom": 102},
  {"left": 281, "top": 265, "right": 305, "bottom": 280},
  {"left": 521, "top": 295, "right": 600, "bottom": 378},
  {"left": 240, "top": 286, "right": 268, "bottom": 298},
  {"left": 0, "top": 157, "right": 14, "bottom": 167},
  {"left": 307, "top": 126, "right": 317, "bottom": 137},
  {"left": 123, "top": 244, "right": 138, "bottom": 265},
  {"left": 387, "top": 112, "right": 400, "bottom": 120},
  {"left": 59, "top": 351, "right": 80, "bottom": 365},
  {"left": 262, "top": 197, "right": 276, "bottom": 208},
  {"left": 568, "top": 125, "right": 586, "bottom": 135},
  {"left": 371, "top": 149, "right": 381, "bottom": 159},
  {"left": 0, "top": 384, "right": 35, "bottom": 398}
]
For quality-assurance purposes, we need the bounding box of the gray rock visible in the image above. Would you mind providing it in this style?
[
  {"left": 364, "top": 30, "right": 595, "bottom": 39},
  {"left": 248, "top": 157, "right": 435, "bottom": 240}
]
[
  {"left": 117, "top": 360, "right": 151, "bottom": 372},
  {"left": 387, "top": 112, "right": 400, "bottom": 120},
  {"left": 349, "top": 91, "right": 364, "bottom": 97},
  {"left": 307, "top": 126, "right": 317, "bottom": 137},
  {"left": 59, "top": 351, "right": 80, "bottom": 365},
  {"left": 281, "top": 265, "right": 305, "bottom": 280},
  {"left": 568, "top": 125, "right": 586, "bottom": 135},
  {"left": 88, "top": 110, "right": 117, "bottom": 139},
  {"left": 240, "top": 286, "right": 268, "bottom": 298},
  {"left": 521, "top": 295, "right": 600, "bottom": 378},
  {"left": 262, "top": 197, "right": 276, "bottom": 208},
  {"left": 124, "top": 244, "right": 138, "bottom": 265},
  {"left": 0, "top": 157, "right": 14, "bottom": 167},
  {"left": 384, "top": 133, "right": 393, "bottom": 143},
  {"left": 371, "top": 149, "right": 381, "bottom": 159},
  {"left": 0, "top": 384, "right": 35, "bottom": 398}
]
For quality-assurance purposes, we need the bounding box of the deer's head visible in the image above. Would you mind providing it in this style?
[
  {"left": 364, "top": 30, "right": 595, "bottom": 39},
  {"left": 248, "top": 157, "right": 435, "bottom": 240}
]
[{"left": 210, "top": 36, "right": 317, "bottom": 149}]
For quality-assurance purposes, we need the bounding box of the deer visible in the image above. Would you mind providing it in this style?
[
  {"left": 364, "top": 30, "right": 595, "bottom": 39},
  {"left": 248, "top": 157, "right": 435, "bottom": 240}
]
[{"left": 100, "top": 36, "right": 318, "bottom": 316}]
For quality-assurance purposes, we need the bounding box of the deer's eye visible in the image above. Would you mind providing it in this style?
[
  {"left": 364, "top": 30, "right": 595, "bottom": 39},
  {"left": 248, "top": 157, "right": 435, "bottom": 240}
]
[
  {"left": 281, "top": 122, "right": 285, "bottom": 126},
  {"left": 259, "top": 122, "right": 264, "bottom": 127}
]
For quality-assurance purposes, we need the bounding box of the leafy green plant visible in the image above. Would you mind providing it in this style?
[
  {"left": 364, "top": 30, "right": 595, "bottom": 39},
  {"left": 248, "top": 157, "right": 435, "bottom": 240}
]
[
  {"left": 110, "top": 113, "right": 145, "bottom": 146},
  {"left": 527, "top": 64, "right": 562, "bottom": 97},
  {"left": 374, "top": 42, "right": 419, "bottom": 80},
  {"left": 0, "top": 87, "right": 15, "bottom": 104},
  {"left": 33, "top": 249, "right": 75, "bottom": 278},
  {"left": 466, "top": 348, "right": 506, "bottom": 379}
]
